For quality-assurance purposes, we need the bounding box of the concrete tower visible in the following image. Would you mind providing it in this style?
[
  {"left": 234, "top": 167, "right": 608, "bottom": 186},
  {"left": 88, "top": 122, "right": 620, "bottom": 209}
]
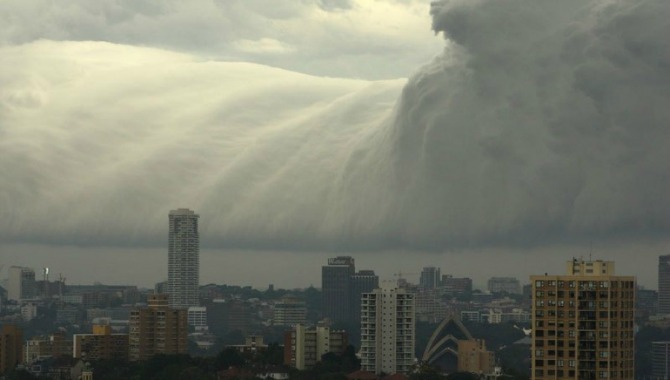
[{"left": 167, "top": 208, "right": 200, "bottom": 309}]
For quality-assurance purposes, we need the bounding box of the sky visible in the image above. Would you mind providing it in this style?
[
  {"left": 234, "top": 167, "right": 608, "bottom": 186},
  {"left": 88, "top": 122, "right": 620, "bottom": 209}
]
[{"left": 0, "top": 0, "right": 668, "bottom": 289}]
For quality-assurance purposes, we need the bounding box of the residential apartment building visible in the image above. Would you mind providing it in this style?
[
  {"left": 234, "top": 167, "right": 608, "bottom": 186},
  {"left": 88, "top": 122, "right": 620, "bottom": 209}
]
[
  {"left": 129, "top": 294, "right": 188, "bottom": 361},
  {"left": 283, "top": 324, "right": 348, "bottom": 370},
  {"left": 531, "top": 259, "right": 635, "bottom": 380},
  {"left": 168, "top": 208, "right": 200, "bottom": 309},
  {"left": 73, "top": 325, "right": 128, "bottom": 361},
  {"left": 360, "top": 285, "right": 415, "bottom": 375},
  {"left": 457, "top": 339, "right": 495, "bottom": 374}
]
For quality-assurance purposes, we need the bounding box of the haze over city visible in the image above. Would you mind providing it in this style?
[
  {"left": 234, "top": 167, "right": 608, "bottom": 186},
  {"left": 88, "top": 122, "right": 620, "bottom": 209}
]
[{"left": 1, "top": 0, "right": 668, "bottom": 289}]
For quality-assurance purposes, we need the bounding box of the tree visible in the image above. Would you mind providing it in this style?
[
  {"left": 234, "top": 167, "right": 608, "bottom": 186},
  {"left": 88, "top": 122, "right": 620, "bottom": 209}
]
[{"left": 215, "top": 348, "right": 246, "bottom": 370}]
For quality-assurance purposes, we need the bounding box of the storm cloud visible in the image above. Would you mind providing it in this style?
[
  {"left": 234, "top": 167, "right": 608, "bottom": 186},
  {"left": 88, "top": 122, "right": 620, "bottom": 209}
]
[{"left": 1, "top": 0, "right": 669, "bottom": 251}]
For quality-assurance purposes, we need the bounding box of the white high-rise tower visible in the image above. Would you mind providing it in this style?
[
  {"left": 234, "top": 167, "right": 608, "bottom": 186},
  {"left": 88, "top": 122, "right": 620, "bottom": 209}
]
[
  {"left": 167, "top": 208, "right": 200, "bottom": 309},
  {"left": 360, "top": 283, "right": 415, "bottom": 375}
]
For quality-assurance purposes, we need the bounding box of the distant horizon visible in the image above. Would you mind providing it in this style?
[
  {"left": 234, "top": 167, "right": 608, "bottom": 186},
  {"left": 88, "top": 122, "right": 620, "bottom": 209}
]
[{"left": 1, "top": 241, "right": 660, "bottom": 291}]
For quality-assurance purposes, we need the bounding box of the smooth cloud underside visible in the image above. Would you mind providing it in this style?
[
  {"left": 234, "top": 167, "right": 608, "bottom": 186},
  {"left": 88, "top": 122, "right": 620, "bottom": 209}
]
[{"left": 1, "top": 0, "right": 669, "bottom": 250}]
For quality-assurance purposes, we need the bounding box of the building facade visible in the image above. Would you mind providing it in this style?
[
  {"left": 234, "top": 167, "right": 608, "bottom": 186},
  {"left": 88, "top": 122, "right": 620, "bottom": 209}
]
[
  {"left": 659, "top": 255, "right": 670, "bottom": 315},
  {"left": 350, "top": 270, "right": 379, "bottom": 324},
  {"left": 129, "top": 294, "right": 188, "bottom": 361},
  {"left": 273, "top": 295, "right": 307, "bottom": 327},
  {"left": 284, "top": 324, "right": 348, "bottom": 370},
  {"left": 7, "top": 266, "right": 36, "bottom": 301},
  {"left": 457, "top": 339, "right": 495, "bottom": 374},
  {"left": 652, "top": 341, "right": 670, "bottom": 380},
  {"left": 420, "top": 267, "right": 442, "bottom": 290},
  {"left": 487, "top": 277, "right": 521, "bottom": 294},
  {"left": 168, "top": 208, "right": 200, "bottom": 309},
  {"left": 0, "top": 324, "right": 23, "bottom": 374},
  {"left": 322, "top": 256, "right": 356, "bottom": 322},
  {"left": 73, "top": 325, "right": 129, "bottom": 361},
  {"left": 360, "top": 285, "right": 415, "bottom": 375},
  {"left": 531, "top": 259, "right": 635, "bottom": 380}
]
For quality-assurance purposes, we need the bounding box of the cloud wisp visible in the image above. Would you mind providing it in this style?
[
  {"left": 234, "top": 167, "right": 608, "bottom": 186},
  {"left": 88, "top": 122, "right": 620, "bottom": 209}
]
[{"left": 0, "top": 0, "right": 668, "bottom": 251}]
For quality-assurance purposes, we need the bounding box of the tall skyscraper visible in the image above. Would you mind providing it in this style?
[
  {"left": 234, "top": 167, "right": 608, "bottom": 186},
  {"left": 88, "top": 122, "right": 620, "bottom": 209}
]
[
  {"left": 420, "top": 267, "right": 441, "bottom": 289},
  {"left": 322, "top": 256, "right": 356, "bottom": 322},
  {"left": 659, "top": 255, "right": 670, "bottom": 314},
  {"left": 167, "top": 208, "right": 200, "bottom": 309},
  {"left": 360, "top": 284, "right": 415, "bottom": 375},
  {"left": 129, "top": 294, "right": 188, "bottom": 361},
  {"left": 322, "top": 257, "right": 379, "bottom": 323},
  {"left": 531, "top": 259, "right": 635, "bottom": 380}
]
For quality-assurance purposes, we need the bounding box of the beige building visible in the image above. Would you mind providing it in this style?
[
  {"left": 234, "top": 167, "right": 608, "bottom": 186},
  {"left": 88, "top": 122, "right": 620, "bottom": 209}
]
[
  {"left": 531, "top": 259, "right": 635, "bottom": 380},
  {"left": 458, "top": 339, "right": 495, "bottom": 374},
  {"left": 129, "top": 294, "right": 188, "bottom": 361},
  {"left": 284, "top": 324, "right": 348, "bottom": 370},
  {"left": 73, "top": 325, "right": 129, "bottom": 361}
]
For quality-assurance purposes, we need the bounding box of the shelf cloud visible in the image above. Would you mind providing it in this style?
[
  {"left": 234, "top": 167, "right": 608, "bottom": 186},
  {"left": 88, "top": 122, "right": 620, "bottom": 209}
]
[{"left": 1, "top": 0, "right": 668, "bottom": 251}]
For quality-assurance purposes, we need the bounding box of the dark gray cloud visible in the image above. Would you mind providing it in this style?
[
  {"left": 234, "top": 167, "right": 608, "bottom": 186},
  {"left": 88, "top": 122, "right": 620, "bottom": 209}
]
[{"left": 0, "top": 0, "right": 668, "bottom": 252}]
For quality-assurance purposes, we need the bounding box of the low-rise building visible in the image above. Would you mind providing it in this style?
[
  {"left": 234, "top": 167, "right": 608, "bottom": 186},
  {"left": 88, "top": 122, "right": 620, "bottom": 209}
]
[
  {"left": 73, "top": 324, "right": 129, "bottom": 361},
  {"left": 284, "top": 324, "right": 348, "bottom": 370}
]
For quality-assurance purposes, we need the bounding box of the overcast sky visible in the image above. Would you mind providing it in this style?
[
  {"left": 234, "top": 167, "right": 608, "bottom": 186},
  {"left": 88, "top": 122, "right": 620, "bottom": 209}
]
[{"left": 1, "top": 0, "right": 668, "bottom": 289}]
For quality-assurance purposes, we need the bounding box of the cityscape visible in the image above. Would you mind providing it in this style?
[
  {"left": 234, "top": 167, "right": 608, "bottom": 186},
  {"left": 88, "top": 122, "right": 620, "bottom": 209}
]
[
  {"left": 1, "top": 0, "right": 668, "bottom": 379},
  {"left": 0, "top": 208, "right": 667, "bottom": 380}
]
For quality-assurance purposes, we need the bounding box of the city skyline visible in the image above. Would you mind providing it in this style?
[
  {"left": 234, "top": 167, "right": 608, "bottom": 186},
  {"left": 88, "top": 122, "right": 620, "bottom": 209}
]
[{"left": 0, "top": 0, "right": 668, "bottom": 290}]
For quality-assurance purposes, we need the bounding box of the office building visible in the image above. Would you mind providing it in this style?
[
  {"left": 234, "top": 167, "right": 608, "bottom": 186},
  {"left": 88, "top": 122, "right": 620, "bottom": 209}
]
[
  {"left": 73, "top": 325, "right": 129, "bottom": 361},
  {"left": 187, "top": 306, "right": 208, "bottom": 331},
  {"left": 7, "top": 266, "right": 36, "bottom": 301},
  {"left": 273, "top": 295, "right": 307, "bottom": 327},
  {"left": 652, "top": 341, "right": 670, "bottom": 380},
  {"left": 659, "top": 255, "right": 670, "bottom": 315},
  {"left": 420, "top": 267, "right": 441, "bottom": 289},
  {"left": 322, "top": 256, "right": 356, "bottom": 322},
  {"left": 360, "top": 284, "right": 415, "bottom": 375},
  {"left": 350, "top": 270, "right": 379, "bottom": 323},
  {"left": 0, "top": 324, "right": 23, "bottom": 374},
  {"left": 531, "top": 259, "right": 635, "bottom": 380},
  {"left": 321, "top": 257, "right": 379, "bottom": 323},
  {"left": 284, "top": 324, "right": 348, "bottom": 370},
  {"left": 441, "top": 275, "right": 473, "bottom": 296},
  {"left": 129, "top": 294, "right": 188, "bottom": 361},
  {"left": 168, "top": 208, "right": 200, "bottom": 309},
  {"left": 487, "top": 277, "right": 521, "bottom": 294}
]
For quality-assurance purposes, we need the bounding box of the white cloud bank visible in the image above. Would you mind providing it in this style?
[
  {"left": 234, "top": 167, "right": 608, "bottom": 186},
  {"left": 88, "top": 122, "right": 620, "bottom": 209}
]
[{"left": 0, "top": 0, "right": 669, "bottom": 251}]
